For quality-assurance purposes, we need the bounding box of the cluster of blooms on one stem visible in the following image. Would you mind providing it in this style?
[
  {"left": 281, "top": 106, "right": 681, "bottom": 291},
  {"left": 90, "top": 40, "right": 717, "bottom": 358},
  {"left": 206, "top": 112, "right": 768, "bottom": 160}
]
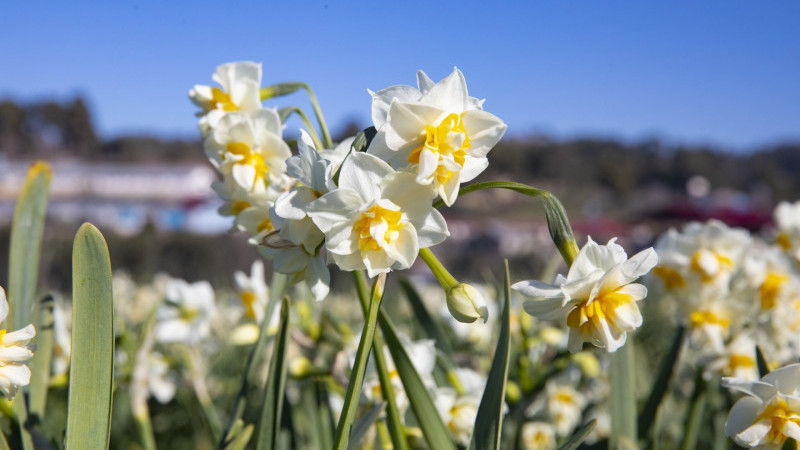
[
  {"left": 649, "top": 202, "right": 800, "bottom": 380},
  {"left": 190, "top": 63, "right": 506, "bottom": 302}
]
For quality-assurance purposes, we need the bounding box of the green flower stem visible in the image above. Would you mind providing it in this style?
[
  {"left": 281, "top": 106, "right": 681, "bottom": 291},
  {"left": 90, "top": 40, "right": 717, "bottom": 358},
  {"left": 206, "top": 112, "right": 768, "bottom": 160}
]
[
  {"left": 261, "top": 83, "right": 332, "bottom": 148},
  {"left": 609, "top": 342, "right": 637, "bottom": 450},
  {"left": 680, "top": 373, "right": 707, "bottom": 450},
  {"left": 353, "top": 271, "right": 409, "bottom": 450},
  {"left": 418, "top": 248, "right": 458, "bottom": 290},
  {"left": 134, "top": 412, "right": 157, "bottom": 450},
  {"left": 376, "top": 420, "right": 392, "bottom": 449},
  {"left": 432, "top": 181, "right": 579, "bottom": 268},
  {"left": 278, "top": 106, "right": 324, "bottom": 150},
  {"left": 333, "top": 273, "right": 387, "bottom": 450},
  {"left": 302, "top": 84, "right": 333, "bottom": 148},
  {"left": 218, "top": 272, "right": 288, "bottom": 449},
  {"left": 186, "top": 347, "right": 223, "bottom": 442}
]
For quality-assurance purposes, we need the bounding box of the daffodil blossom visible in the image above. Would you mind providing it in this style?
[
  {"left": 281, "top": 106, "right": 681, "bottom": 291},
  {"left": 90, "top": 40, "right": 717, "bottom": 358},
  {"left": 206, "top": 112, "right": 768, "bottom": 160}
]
[
  {"left": 520, "top": 422, "right": 557, "bottom": 450},
  {"left": 513, "top": 237, "right": 658, "bottom": 353},
  {"left": 723, "top": 363, "right": 800, "bottom": 448},
  {"left": 262, "top": 130, "right": 351, "bottom": 301},
  {"left": 189, "top": 61, "right": 263, "bottom": 136},
  {"left": 367, "top": 68, "right": 506, "bottom": 206},
  {"left": 308, "top": 151, "right": 449, "bottom": 278},
  {"left": 155, "top": 278, "right": 216, "bottom": 344},
  {"left": 0, "top": 287, "right": 36, "bottom": 399},
  {"left": 774, "top": 201, "right": 800, "bottom": 263},
  {"left": 205, "top": 110, "right": 291, "bottom": 193},
  {"left": 233, "top": 260, "right": 270, "bottom": 323},
  {"left": 434, "top": 368, "right": 487, "bottom": 445}
]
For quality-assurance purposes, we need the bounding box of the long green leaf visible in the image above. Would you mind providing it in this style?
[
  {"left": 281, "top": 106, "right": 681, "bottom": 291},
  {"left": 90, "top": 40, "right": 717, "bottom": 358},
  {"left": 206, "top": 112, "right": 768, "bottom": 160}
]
[
  {"left": 65, "top": 223, "right": 114, "bottom": 449},
  {"left": 347, "top": 403, "right": 384, "bottom": 450},
  {"left": 609, "top": 340, "right": 637, "bottom": 450},
  {"left": 8, "top": 161, "right": 51, "bottom": 330},
  {"left": 379, "top": 313, "right": 456, "bottom": 450},
  {"left": 469, "top": 261, "right": 512, "bottom": 450},
  {"left": 218, "top": 271, "right": 288, "bottom": 449},
  {"left": 333, "top": 274, "right": 386, "bottom": 450},
  {"left": 558, "top": 419, "right": 597, "bottom": 450},
  {"left": 638, "top": 326, "right": 685, "bottom": 438},
  {"left": 256, "top": 297, "right": 291, "bottom": 450},
  {"left": 755, "top": 345, "right": 770, "bottom": 377},
  {"left": 353, "top": 272, "right": 408, "bottom": 450},
  {"left": 28, "top": 295, "right": 55, "bottom": 422}
]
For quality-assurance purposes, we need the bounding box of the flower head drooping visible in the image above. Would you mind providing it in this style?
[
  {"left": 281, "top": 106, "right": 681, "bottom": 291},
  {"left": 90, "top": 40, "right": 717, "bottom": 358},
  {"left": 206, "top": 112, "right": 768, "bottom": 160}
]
[
  {"left": 189, "top": 61, "right": 263, "bottom": 136},
  {"left": 0, "top": 287, "right": 36, "bottom": 399},
  {"left": 513, "top": 237, "right": 658, "bottom": 353},
  {"left": 723, "top": 363, "right": 800, "bottom": 448},
  {"left": 367, "top": 68, "right": 506, "bottom": 206},
  {"left": 308, "top": 152, "right": 449, "bottom": 277}
]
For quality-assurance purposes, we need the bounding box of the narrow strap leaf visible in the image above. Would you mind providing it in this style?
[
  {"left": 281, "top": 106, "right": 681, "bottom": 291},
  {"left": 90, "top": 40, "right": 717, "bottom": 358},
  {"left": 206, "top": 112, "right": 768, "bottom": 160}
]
[
  {"left": 557, "top": 419, "right": 597, "bottom": 450},
  {"left": 28, "top": 295, "right": 55, "bottom": 423},
  {"left": 65, "top": 223, "right": 114, "bottom": 449},
  {"left": 469, "top": 261, "right": 512, "bottom": 450},
  {"left": 755, "top": 345, "right": 770, "bottom": 377},
  {"left": 638, "top": 326, "right": 685, "bottom": 438},
  {"left": 379, "top": 312, "right": 456, "bottom": 450},
  {"left": 609, "top": 340, "right": 637, "bottom": 449},
  {"left": 256, "top": 297, "right": 292, "bottom": 449}
]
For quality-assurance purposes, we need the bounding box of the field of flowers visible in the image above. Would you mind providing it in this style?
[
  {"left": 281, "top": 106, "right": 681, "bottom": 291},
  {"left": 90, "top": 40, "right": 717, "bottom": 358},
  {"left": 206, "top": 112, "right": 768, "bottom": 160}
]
[{"left": 2, "top": 62, "right": 800, "bottom": 450}]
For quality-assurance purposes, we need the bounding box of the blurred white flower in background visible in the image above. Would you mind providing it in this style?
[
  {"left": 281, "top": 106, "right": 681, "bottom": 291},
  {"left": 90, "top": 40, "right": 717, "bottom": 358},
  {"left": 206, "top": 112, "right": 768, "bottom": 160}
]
[
  {"left": 0, "top": 287, "right": 36, "bottom": 399},
  {"left": 155, "top": 278, "right": 216, "bottom": 344}
]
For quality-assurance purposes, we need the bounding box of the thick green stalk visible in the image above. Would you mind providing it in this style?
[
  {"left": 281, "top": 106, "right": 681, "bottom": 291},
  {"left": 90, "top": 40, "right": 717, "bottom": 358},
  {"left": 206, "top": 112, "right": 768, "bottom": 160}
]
[
  {"left": 354, "top": 271, "right": 409, "bottom": 450},
  {"left": 418, "top": 248, "right": 458, "bottom": 289},
  {"left": 333, "top": 273, "right": 386, "bottom": 450},
  {"left": 609, "top": 342, "right": 637, "bottom": 450}
]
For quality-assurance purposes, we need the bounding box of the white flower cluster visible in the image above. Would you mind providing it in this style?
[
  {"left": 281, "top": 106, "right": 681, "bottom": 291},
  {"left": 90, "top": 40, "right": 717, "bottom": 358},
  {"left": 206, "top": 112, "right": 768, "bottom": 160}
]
[
  {"left": 190, "top": 63, "right": 506, "bottom": 301},
  {"left": 651, "top": 202, "right": 800, "bottom": 379},
  {"left": 0, "top": 287, "right": 36, "bottom": 399}
]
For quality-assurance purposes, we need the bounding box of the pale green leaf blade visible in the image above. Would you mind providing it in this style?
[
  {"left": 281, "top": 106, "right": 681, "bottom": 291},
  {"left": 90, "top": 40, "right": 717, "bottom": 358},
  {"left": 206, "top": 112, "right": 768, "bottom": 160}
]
[
  {"left": 346, "top": 403, "right": 384, "bottom": 450},
  {"left": 379, "top": 312, "right": 456, "bottom": 450},
  {"left": 8, "top": 161, "right": 51, "bottom": 330},
  {"left": 469, "top": 261, "right": 512, "bottom": 450},
  {"left": 638, "top": 326, "right": 685, "bottom": 438},
  {"left": 65, "top": 223, "right": 114, "bottom": 449},
  {"left": 557, "top": 419, "right": 597, "bottom": 450},
  {"left": 256, "top": 297, "right": 291, "bottom": 450},
  {"left": 28, "top": 295, "right": 55, "bottom": 422},
  {"left": 609, "top": 341, "right": 637, "bottom": 450}
]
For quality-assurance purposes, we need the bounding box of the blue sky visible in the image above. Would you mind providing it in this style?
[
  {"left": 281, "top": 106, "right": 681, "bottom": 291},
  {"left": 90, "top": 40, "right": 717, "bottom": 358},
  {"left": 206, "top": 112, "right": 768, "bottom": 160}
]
[{"left": 2, "top": 1, "right": 799, "bottom": 151}]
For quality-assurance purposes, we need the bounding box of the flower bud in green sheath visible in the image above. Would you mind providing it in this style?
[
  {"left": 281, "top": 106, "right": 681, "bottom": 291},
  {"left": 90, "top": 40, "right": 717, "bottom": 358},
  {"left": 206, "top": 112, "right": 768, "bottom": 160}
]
[{"left": 446, "top": 283, "right": 489, "bottom": 323}]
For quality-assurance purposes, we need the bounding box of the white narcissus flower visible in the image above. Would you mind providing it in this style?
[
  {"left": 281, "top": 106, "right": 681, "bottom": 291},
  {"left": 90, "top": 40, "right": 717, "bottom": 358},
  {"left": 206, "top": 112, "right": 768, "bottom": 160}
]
[
  {"left": 513, "top": 237, "right": 658, "bottom": 353},
  {"left": 0, "top": 287, "right": 36, "bottom": 399},
  {"left": 205, "top": 110, "right": 291, "bottom": 194},
  {"left": 434, "top": 368, "right": 487, "bottom": 445},
  {"left": 233, "top": 260, "right": 270, "bottom": 323},
  {"left": 155, "top": 278, "right": 216, "bottom": 344},
  {"left": 189, "top": 61, "right": 263, "bottom": 136},
  {"left": 723, "top": 363, "right": 800, "bottom": 448},
  {"left": 774, "top": 201, "right": 800, "bottom": 263},
  {"left": 308, "top": 152, "right": 449, "bottom": 278},
  {"left": 520, "top": 421, "right": 557, "bottom": 450},
  {"left": 148, "top": 352, "right": 177, "bottom": 404},
  {"left": 367, "top": 68, "right": 506, "bottom": 206}
]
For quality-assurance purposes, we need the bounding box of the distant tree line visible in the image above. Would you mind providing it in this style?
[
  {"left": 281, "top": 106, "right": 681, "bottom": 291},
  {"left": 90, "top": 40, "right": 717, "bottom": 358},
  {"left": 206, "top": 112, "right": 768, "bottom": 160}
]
[{"left": 2, "top": 98, "right": 799, "bottom": 200}]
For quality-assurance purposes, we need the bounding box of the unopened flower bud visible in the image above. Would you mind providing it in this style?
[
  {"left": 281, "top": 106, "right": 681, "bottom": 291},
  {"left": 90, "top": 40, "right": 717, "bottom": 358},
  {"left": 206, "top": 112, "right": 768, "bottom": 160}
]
[{"left": 446, "top": 283, "right": 489, "bottom": 324}]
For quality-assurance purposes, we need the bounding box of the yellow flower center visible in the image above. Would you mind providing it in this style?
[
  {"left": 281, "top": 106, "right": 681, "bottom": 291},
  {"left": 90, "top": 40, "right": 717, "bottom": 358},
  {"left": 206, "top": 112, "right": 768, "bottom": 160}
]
[
  {"left": 211, "top": 87, "right": 238, "bottom": 112},
  {"left": 353, "top": 203, "right": 404, "bottom": 252},
  {"left": 231, "top": 201, "right": 251, "bottom": 215},
  {"left": 408, "top": 113, "right": 471, "bottom": 185},
  {"left": 0, "top": 329, "right": 6, "bottom": 342},
  {"left": 566, "top": 290, "right": 634, "bottom": 331},
  {"left": 690, "top": 249, "right": 733, "bottom": 282},
  {"left": 777, "top": 232, "right": 792, "bottom": 251},
  {"left": 725, "top": 354, "right": 755, "bottom": 376},
  {"left": 653, "top": 266, "right": 685, "bottom": 290},
  {"left": 760, "top": 272, "right": 789, "bottom": 309},
  {"left": 257, "top": 218, "right": 273, "bottom": 234},
  {"left": 226, "top": 142, "right": 268, "bottom": 184},
  {"left": 755, "top": 397, "right": 800, "bottom": 446},
  {"left": 689, "top": 310, "right": 730, "bottom": 329},
  {"left": 241, "top": 290, "right": 258, "bottom": 320}
]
